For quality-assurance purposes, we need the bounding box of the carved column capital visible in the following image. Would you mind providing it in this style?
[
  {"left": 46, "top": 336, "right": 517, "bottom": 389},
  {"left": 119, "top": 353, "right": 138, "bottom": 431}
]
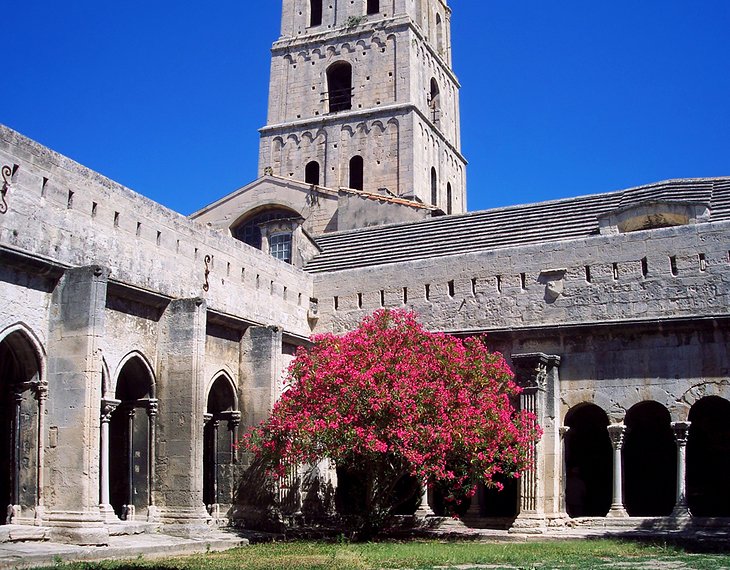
[
  {"left": 147, "top": 399, "right": 159, "bottom": 418},
  {"left": 559, "top": 426, "right": 570, "bottom": 439},
  {"left": 671, "top": 421, "right": 691, "bottom": 446},
  {"left": 607, "top": 424, "right": 627, "bottom": 450},
  {"left": 203, "top": 413, "right": 213, "bottom": 425},
  {"left": 33, "top": 383, "right": 49, "bottom": 402},
  {"left": 101, "top": 398, "right": 121, "bottom": 423},
  {"left": 228, "top": 410, "right": 242, "bottom": 428},
  {"left": 510, "top": 353, "right": 561, "bottom": 392}
]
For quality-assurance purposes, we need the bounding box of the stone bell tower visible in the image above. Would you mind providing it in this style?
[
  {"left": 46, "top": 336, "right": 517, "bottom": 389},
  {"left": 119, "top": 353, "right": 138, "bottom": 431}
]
[{"left": 258, "top": 0, "right": 467, "bottom": 215}]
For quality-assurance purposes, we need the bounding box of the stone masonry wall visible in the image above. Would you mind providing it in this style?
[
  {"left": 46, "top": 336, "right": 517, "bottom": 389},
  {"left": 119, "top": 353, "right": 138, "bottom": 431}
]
[
  {"left": 0, "top": 125, "right": 314, "bottom": 339},
  {"left": 313, "top": 220, "right": 730, "bottom": 335}
]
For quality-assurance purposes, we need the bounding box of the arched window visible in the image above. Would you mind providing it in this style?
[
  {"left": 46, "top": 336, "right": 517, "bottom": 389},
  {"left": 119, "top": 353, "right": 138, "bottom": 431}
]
[
  {"left": 204, "top": 376, "right": 238, "bottom": 514},
  {"left": 367, "top": 0, "right": 380, "bottom": 15},
  {"left": 429, "top": 78, "right": 440, "bottom": 125},
  {"left": 232, "top": 207, "right": 298, "bottom": 250},
  {"left": 327, "top": 62, "right": 353, "bottom": 113},
  {"left": 446, "top": 182, "right": 452, "bottom": 215},
  {"left": 310, "top": 0, "right": 323, "bottom": 26},
  {"left": 430, "top": 167, "right": 438, "bottom": 206},
  {"left": 349, "top": 156, "right": 364, "bottom": 190},
  {"left": 435, "top": 13, "right": 443, "bottom": 55},
  {"left": 305, "top": 161, "right": 320, "bottom": 185}
]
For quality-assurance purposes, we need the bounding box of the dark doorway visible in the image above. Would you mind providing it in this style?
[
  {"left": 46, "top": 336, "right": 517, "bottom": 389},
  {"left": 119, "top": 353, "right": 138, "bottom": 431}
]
[
  {"left": 0, "top": 331, "right": 41, "bottom": 525},
  {"left": 327, "top": 62, "right": 353, "bottom": 113},
  {"left": 109, "top": 356, "right": 154, "bottom": 520},
  {"left": 367, "top": 0, "right": 379, "bottom": 15},
  {"left": 203, "top": 376, "right": 238, "bottom": 512},
  {"left": 564, "top": 404, "right": 612, "bottom": 517},
  {"left": 305, "top": 161, "right": 320, "bottom": 186},
  {"left": 623, "top": 401, "right": 675, "bottom": 516},
  {"left": 310, "top": 0, "right": 323, "bottom": 26},
  {"left": 687, "top": 396, "right": 730, "bottom": 516},
  {"left": 349, "top": 155, "right": 364, "bottom": 190}
]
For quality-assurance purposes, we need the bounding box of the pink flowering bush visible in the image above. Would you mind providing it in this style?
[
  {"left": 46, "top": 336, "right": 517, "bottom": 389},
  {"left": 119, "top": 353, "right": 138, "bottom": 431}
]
[{"left": 243, "top": 309, "right": 540, "bottom": 536}]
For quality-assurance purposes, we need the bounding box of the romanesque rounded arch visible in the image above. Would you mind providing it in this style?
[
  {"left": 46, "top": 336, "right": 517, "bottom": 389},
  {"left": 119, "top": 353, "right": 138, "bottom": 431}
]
[
  {"left": 560, "top": 392, "right": 616, "bottom": 424},
  {"left": 623, "top": 400, "right": 675, "bottom": 516},
  {"left": 564, "top": 402, "right": 612, "bottom": 517},
  {"left": 679, "top": 380, "right": 730, "bottom": 414},
  {"left": 687, "top": 395, "right": 730, "bottom": 516},
  {"left": 618, "top": 385, "right": 676, "bottom": 419},
  {"left": 101, "top": 357, "right": 111, "bottom": 398}
]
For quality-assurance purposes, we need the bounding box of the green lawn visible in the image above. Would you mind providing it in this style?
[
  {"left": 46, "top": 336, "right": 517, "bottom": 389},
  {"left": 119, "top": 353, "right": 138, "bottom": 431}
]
[{"left": 41, "top": 539, "right": 730, "bottom": 570}]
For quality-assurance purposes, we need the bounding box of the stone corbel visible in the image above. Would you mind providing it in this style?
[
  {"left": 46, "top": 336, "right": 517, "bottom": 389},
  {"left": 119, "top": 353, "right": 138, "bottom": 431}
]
[{"left": 538, "top": 269, "right": 567, "bottom": 303}]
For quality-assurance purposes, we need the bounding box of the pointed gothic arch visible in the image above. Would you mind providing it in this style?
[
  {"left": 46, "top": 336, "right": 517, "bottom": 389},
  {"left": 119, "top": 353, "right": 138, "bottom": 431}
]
[
  {"left": 0, "top": 327, "right": 43, "bottom": 524},
  {"left": 204, "top": 373, "right": 240, "bottom": 516},
  {"left": 109, "top": 353, "right": 156, "bottom": 520}
]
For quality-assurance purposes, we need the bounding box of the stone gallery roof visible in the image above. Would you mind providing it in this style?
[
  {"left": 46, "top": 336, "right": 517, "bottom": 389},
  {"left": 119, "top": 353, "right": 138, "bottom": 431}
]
[{"left": 305, "top": 178, "right": 730, "bottom": 273}]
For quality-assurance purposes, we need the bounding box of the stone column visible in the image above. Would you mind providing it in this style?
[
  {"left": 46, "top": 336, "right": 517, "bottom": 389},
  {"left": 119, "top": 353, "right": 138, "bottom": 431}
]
[
  {"left": 34, "top": 384, "right": 48, "bottom": 523},
  {"left": 509, "top": 353, "right": 561, "bottom": 533},
  {"left": 606, "top": 424, "right": 628, "bottom": 518},
  {"left": 559, "top": 426, "right": 570, "bottom": 516},
  {"left": 415, "top": 479, "right": 434, "bottom": 518},
  {"left": 45, "top": 266, "right": 110, "bottom": 544},
  {"left": 229, "top": 411, "right": 241, "bottom": 464},
  {"left": 154, "top": 298, "right": 211, "bottom": 535},
  {"left": 99, "top": 398, "right": 120, "bottom": 522},
  {"left": 671, "top": 421, "right": 691, "bottom": 517},
  {"left": 146, "top": 398, "right": 158, "bottom": 522}
]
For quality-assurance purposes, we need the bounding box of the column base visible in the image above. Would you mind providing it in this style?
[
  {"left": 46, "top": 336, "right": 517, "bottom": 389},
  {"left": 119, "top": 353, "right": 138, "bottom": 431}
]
[
  {"left": 45, "top": 510, "right": 110, "bottom": 545},
  {"left": 155, "top": 505, "right": 214, "bottom": 538},
  {"left": 415, "top": 505, "right": 435, "bottom": 518},
  {"left": 606, "top": 504, "right": 628, "bottom": 518},
  {"left": 99, "top": 503, "right": 120, "bottom": 523},
  {"left": 671, "top": 503, "right": 691, "bottom": 519},
  {"left": 509, "top": 513, "right": 547, "bottom": 534}
]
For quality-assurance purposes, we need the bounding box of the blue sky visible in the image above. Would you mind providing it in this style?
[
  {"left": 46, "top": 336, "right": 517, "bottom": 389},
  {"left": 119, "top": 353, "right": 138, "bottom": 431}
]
[{"left": 3, "top": 1, "right": 729, "bottom": 215}]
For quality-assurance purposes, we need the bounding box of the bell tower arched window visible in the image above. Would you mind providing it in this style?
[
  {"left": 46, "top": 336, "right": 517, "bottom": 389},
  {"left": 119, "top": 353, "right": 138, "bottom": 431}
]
[
  {"left": 350, "top": 156, "right": 364, "bottom": 190},
  {"left": 327, "top": 62, "right": 353, "bottom": 113},
  {"left": 367, "top": 0, "right": 380, "bottom": 15},
  {"left": 436, "top": 13, "right": 443, "bottom": 55},
  {"left": 430, "top": 167, "right": 438, "bottom": 206},
  {"left": 305, "top": 161, "right": 320, "bottom": 185},
  {"left": 310, "top": 0, "right": 323, "bottom": 26},
  {"left": 429, "top": 78, "right": 440, "bottom": 126}
]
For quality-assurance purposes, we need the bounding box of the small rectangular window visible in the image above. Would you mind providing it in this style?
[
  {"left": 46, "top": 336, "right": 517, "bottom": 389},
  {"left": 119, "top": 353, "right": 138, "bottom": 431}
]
[
  {"left": 157, "top": 231, "right": 162, "bottom": 246},
  {"left": 670, "top": 256, "right": 678, "bottom": 276},
  {"left": 496, "top": 275, "right": 502, "bottom": 293},
  {"left": 91, "top": 202, "right": 98, "bottom": 217},
  {"left": 585, "top": 266, "right": 591, "bottom": 283},
  {"left": 358, "top": 293, "right": 363, "bottom": 309},
  {"left": 136, "top": 222, "right": 142, "bottom": 236},
  {"left": 447, "top": 280, "right": 455, "bottom": 298},
  {"left": 699, "top": 253, "right": 707, "bottom": 272},
  {"left": 520, "top": 273, "right": 527, "bottom": 290},
  {"left": 226, "top": 261, "right": 231, "bottom": 276},
  {"left": 403, "top": 287, "right": 408, "bottom": 304},
  {"left": 67, "top": 190, "right": 74, "bottom": 209},
  {"left": 612, "top": 263, "right": 619, "bottom": 280},
  {"left": 425, "top": 284, "right": 430, "bottom": 300},
  {"left": 310, "top": 0, "right": 323, "bottom": 26},
  {"left": 334, "top": 296, "right": 339, "bottom": 310},
  {"left": 114, "top": 211, "right": 120, "bottom": 227},
  {"left": 471, "top": 278, "right": 477, "bottom": 295},
  {"left": 41, "top": 177, "right": 48, "bottom": 198},
  {"left": 367, "top": 0, "right": 380, "bottom": 14},
  {"left": 380, "top": 290, "right": 385, "bottom": 307},
  {"left": 270, "top": 233, "right": 292, "bottom": 264},
  {"left": 641, "top": 257, "right": 648, "bottom": 278},
  {"left": 283, "top": 286, "right": 288, "bottom": 300}
]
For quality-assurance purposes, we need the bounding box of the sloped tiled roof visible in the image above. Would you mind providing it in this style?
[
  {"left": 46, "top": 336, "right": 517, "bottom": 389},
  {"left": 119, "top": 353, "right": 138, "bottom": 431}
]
[{"left": 305, "top": 178, "right": 730, "bottom": 273}]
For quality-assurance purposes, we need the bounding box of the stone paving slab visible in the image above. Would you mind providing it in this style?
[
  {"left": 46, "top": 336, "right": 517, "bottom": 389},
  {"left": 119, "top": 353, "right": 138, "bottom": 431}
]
[{"left": 0, "top": 532, "right": 248, "bottom": 570}]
